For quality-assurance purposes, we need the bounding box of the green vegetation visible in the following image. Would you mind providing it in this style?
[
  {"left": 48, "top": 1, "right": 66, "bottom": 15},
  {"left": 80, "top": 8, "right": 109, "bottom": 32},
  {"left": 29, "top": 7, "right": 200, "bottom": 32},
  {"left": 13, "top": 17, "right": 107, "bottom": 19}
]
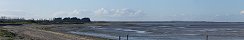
[
  {"left": 0, "top": 28, "right": 16, "bottom": 40},
  {"left": 0, "top": 21, "right": 33, "bottom": 24}
]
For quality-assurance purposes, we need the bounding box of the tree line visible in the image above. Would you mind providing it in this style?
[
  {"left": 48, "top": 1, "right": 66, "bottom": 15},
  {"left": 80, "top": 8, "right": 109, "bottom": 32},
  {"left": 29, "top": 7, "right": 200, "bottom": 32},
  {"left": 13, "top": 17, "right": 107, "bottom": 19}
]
[{"left": 0, "top": 16, "right": 91, "bottom": 24}]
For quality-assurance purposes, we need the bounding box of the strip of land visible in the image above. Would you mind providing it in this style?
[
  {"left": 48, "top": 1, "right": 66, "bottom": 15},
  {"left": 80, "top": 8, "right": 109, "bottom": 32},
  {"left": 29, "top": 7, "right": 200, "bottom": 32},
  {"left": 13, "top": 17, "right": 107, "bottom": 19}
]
[{"left": 1, "top": 24, "right": 108, "bottom": 40}]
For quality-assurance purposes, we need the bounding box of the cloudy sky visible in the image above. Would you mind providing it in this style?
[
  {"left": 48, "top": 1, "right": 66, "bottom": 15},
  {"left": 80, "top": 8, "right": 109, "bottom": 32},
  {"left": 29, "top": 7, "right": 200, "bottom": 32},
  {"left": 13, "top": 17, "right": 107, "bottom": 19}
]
[{"left": 0, "top": 0, "right": 244, "bottom": 21}]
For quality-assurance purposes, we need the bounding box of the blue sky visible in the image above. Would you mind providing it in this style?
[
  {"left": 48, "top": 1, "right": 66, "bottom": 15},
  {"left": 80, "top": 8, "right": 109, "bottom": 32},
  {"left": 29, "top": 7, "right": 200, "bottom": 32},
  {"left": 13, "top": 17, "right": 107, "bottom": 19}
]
[{"left": 0, "top": 0, "right": 244, "bottom": 22}]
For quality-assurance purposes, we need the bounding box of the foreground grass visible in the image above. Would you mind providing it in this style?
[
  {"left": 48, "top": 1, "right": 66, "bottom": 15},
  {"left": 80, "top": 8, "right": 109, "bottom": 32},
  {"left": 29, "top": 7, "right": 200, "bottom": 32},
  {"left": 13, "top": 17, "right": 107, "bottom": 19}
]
[{"left": 0, "top": 28, "right": 16, "bottom": 40}]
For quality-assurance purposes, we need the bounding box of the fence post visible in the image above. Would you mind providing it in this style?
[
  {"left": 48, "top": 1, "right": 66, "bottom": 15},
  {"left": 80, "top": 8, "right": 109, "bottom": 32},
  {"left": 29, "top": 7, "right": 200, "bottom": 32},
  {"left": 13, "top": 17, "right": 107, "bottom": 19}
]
[
  {"left": 206, "top": 34, "right": 208, "bottom": 40},
  {"left": 119, "top": 36, "right": 121, "bottom": 40},
  {"left": 126, "top": 35, "right": 129, "bottom": 40},
  {"left": 205, "top": 32, "right": 208, "bottom": 40}
]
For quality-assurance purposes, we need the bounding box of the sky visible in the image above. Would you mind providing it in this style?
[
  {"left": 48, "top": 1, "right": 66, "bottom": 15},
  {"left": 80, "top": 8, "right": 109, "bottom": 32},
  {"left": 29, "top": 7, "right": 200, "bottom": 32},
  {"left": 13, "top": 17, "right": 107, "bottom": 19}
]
[{"left": 0, "top": 0, "right": 244, "bottom": 22}]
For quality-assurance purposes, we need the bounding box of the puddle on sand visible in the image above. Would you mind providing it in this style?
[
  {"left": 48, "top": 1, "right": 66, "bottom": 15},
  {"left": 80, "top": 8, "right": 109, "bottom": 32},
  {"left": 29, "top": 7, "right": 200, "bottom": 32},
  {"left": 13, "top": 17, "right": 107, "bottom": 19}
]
[{"left": 114, "top": 28, "right": 151, "bottom": 34}]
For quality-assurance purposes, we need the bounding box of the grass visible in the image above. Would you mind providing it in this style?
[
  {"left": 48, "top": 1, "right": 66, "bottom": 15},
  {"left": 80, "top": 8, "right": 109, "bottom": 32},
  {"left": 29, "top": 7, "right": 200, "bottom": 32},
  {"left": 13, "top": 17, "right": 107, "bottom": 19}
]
[
  {"left": 0, "top": 28, "right": 16, "bottom": 40},
  {"left": 0, "top": 22, "right": 33, "bottom": 24}
]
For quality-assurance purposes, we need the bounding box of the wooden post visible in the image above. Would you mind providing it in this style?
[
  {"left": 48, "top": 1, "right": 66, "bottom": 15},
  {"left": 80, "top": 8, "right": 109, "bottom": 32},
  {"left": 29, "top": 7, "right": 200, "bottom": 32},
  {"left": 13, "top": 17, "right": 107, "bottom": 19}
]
[
  {"left": 119, "top": 36, "right": 121, "bottom": 40},
  {"left": 205, "top": 34, "right": 208, "bottom": 40},
  {"left": 126, "top": 35, "right": 129, "bottom": 40},
  {"left": 205, "top": 31, "right": 208, "bottom": 40}
]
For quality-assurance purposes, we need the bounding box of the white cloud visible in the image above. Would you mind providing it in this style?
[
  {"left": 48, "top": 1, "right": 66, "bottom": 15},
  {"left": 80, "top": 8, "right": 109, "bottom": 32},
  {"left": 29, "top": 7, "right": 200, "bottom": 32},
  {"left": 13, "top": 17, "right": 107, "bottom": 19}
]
[
  {"left": 241, "top": 10, "right": 244, "bottom": 14},
  {"left": 53, "top": 8, "right": 145, "bottom": 18},
  {"left": 94, "top": 8, "right": 144, "bottom": 17}
]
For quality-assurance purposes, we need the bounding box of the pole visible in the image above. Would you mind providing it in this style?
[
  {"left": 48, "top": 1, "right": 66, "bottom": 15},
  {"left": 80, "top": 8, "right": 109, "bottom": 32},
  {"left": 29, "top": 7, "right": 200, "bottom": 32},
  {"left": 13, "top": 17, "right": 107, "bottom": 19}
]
[
  {"left": 119, "top": 36, "right": 121, "bottom": 40},
  {"left": 205, "top": 31, "right": 208, "bottom": 40},
  {"left": 126, "top": 35, "right": 129, "bottom": 40}
]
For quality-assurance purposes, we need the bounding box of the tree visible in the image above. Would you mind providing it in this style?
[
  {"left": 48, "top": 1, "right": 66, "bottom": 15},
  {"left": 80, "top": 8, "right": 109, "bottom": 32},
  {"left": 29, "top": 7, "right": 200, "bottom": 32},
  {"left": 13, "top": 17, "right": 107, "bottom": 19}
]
[{"left": 81, "top": 18, "right": 91, "bottom": 23}]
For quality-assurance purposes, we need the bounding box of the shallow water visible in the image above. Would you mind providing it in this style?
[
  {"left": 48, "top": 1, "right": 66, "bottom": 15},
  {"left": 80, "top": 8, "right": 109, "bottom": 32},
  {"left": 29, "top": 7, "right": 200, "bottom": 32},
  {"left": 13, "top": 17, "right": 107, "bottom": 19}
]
[{"left": 69, "top": 23, "right": 244, "bottom": 40}]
